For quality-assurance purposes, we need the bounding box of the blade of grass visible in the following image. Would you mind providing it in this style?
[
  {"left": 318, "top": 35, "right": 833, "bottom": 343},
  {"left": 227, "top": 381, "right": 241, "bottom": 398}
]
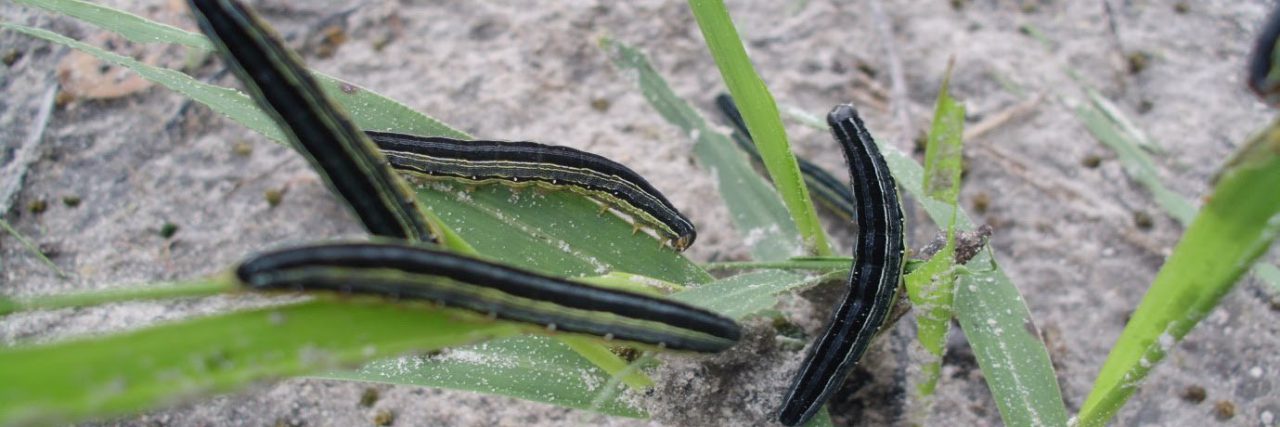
[
  {"left": 0, "top": 276, "right": 234, "bottom": 316},
  {"left": 1, "top": 22, "right": 285, "bottom": 141},
  {"left": 1076, "top": 101, "right": 1193, "bottom": 223},
  {"left": 601, "top": 37, "right": 802, "bottom": 261},
  {"left": 319, "top": 336, "right": 647, "bottom": 419},
  {"left": 14, "top": 0, "right": 214, "bottom": 50},
  {"left": 1077, "top": 120, "right": 1280, "bottom": 426},
  {"left": 670, "top": 270, "right": 839, "bottom": 320},
  {"left": 953, "top": 257, "right": 1067, "bottom": 427},
  {"left": 0, "top": 217, "right": 66, "bottom": 278},
  {"left": 416, "top": 183, "right": 709, "bottom": 284},
  {"left": 685, "top": 0, "right": 831, "bottom": 256},
  {"left": 705, "top": 257, "right": 851, "bottom": 273},
  {"left": 921, "top": 65, "right": 965, "bottom": 206},
  {"left": 0, "top": 299, "right": 521, "bottom": 426},
  {"left": 904, "top": 64, "right": 965, "bottom": 404},
  {"left": 324, "top": 268, "right": 839, "bottom": 419},
  {"left": 1, "top": 21, "right": 465, "bottom": 142},
  {"left": 716, "top": 94, "right": 856, "bottom": 222},
  {"left": 559, "top": 336, "right": 654, "bottom": 390}
]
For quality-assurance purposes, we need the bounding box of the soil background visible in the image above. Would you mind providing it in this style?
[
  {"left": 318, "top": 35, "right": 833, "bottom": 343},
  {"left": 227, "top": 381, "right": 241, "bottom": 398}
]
[{"left": 2, "top": 0, "right": 1278, "bottom": 426}]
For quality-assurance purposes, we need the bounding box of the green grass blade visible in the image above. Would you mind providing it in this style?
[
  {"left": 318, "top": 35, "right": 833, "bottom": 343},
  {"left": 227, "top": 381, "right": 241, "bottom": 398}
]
[
  {"left": 1077, "top": 121, "right": 1280, "bottom": 427},
  {"left": 792, "top": 108, "right": 1068, "bottom": 426},
  {"left": 3, "top": 8, "right": 465, "bottom": 141},
  {"left": 320, "top": 268, "right": 836, "bottom": 419},
  {"left": 416, "top": 184, "right": 709, "bottom": 284},
  {"left": 318, "top": 336, "right": 647, "bottom": 419},
  {"left": 558, "top": 335, "right": 654, "bottom": 390},
  {"left": 903, "top": 245, "right": 954, "bottom": 397},
  {"left": 1076, "top": 102, "right": 1193, "bottom": 223},
  {"left": 921, "top": 68, "right": 965, "bottom": 205},
  {"left": 0, "top": 217, "right": 66, "bottom": 278},
  {"left": 901, "top": 142, "right": 1068, "bottom": 426},
  {"left": 953, "top": 257, "right": 1068, "bottom": 427},
  {"left": 14, "top": 0, "right": 213, "bottom": 50},
  {"left": 0, "top": 277, "right": 234, "bottom": 316},
  {"left": 670, "top": 270, "right": 837, "bottom": 320},
  {"left": 1, "top": 22, "right": 287, "bottom": 140},
  {"left": 905, "top": 66, "right": 966, "bottom": 401},
  {"left": 685, "top": 0, "right": 830, "bottom": 256},
  {"left": 0, "top": 299, "right": 521, "bottom": 426},
  {"left": 705, "top": 257, "right": 851, "bottom": 273},
  {"left": 716, "top": 94, "right": 856, "bottom": 221},
  {"left": 601, "top": 37, "right": 802, "bottom": 261}
]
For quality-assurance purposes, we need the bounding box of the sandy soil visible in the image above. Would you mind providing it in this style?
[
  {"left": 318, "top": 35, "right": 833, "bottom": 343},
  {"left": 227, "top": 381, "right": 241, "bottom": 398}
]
[{"left": 2, "top": 0, "right": 1278, "bottom": 426}]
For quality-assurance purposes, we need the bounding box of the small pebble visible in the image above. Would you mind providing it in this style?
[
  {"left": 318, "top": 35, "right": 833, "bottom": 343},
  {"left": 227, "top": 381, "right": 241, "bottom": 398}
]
[
  {"left": 264, "top": 188, "right": 285, "bottom": 207},
  {"left": 27, "top": 199, "right": 47, "bottom": 214},
  {"left": 54, "top": 90, "right": 74, "bottom": 108},
  {"left": 1133, "top": 211, "right": 1154, "bottom": 230},
  {"left": 1137, "top": 99, "right": 1154, "bottom": 114},
  {"left": 1128, "top": 51, "right": 1152, "bottom": 75},
  {"left": 1213, "top": 400, "right": 1235, "bottom": 421},
  {"left": 590, "top": 98, "right": 611, "bottom": 112},
  {"left": 373, "top": 409, "right": 395, "bottom": 426},
  {"left": 2, "top": 49, "right": 21, "bottom": 66},
  {"left": 232, "top": 141, "right": 254, "bottom": 157},
  {"left": 315, "top": 25, "right": 348, "bottom": 59},
  {"left": 972, "top": 192, "right": 991, "bottom": 214},
  {"left": 1081, "top": 154, "right": 1102, "bottom": 168},
  {"left": 359, "top": 387, "right": 379, "bottom": 407},
  {"left": 1180, "top": 385, "right": 1206, "bottom": 403}
]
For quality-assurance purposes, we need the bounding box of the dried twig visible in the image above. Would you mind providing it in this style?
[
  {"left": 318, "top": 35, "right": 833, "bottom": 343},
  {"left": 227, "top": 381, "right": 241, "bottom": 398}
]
[
  {"left": 868, "top": 0, "right": 914, "bottom": 145},
  {"left": 963, "top": 95, "right": 1043, "bottom": 142},
  {"left": 1, "top": 85, "right": 57, "bottom": 215}
]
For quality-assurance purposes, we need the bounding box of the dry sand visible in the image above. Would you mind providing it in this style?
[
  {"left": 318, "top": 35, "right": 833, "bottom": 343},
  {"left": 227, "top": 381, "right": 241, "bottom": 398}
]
[{"left": 2, "top": 0, "right": 1278, "bottom": 425}]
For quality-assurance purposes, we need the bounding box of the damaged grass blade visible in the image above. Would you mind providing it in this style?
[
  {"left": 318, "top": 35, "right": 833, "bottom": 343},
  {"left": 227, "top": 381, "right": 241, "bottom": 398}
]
[{"left": 903, "top": 64, "right": 965, "bottom": 403}]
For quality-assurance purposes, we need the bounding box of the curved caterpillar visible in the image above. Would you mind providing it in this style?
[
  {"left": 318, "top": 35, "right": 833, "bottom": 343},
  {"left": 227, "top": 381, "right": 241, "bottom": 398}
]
[
  {"left": 777, "top": 104, "right": 906, "bottom": 426},
  {"left": 367, "top": 131, "right": 696, "bottom": 251},
  {"left": 236, "top": 242, "right": 739, "bottom": 352}
]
